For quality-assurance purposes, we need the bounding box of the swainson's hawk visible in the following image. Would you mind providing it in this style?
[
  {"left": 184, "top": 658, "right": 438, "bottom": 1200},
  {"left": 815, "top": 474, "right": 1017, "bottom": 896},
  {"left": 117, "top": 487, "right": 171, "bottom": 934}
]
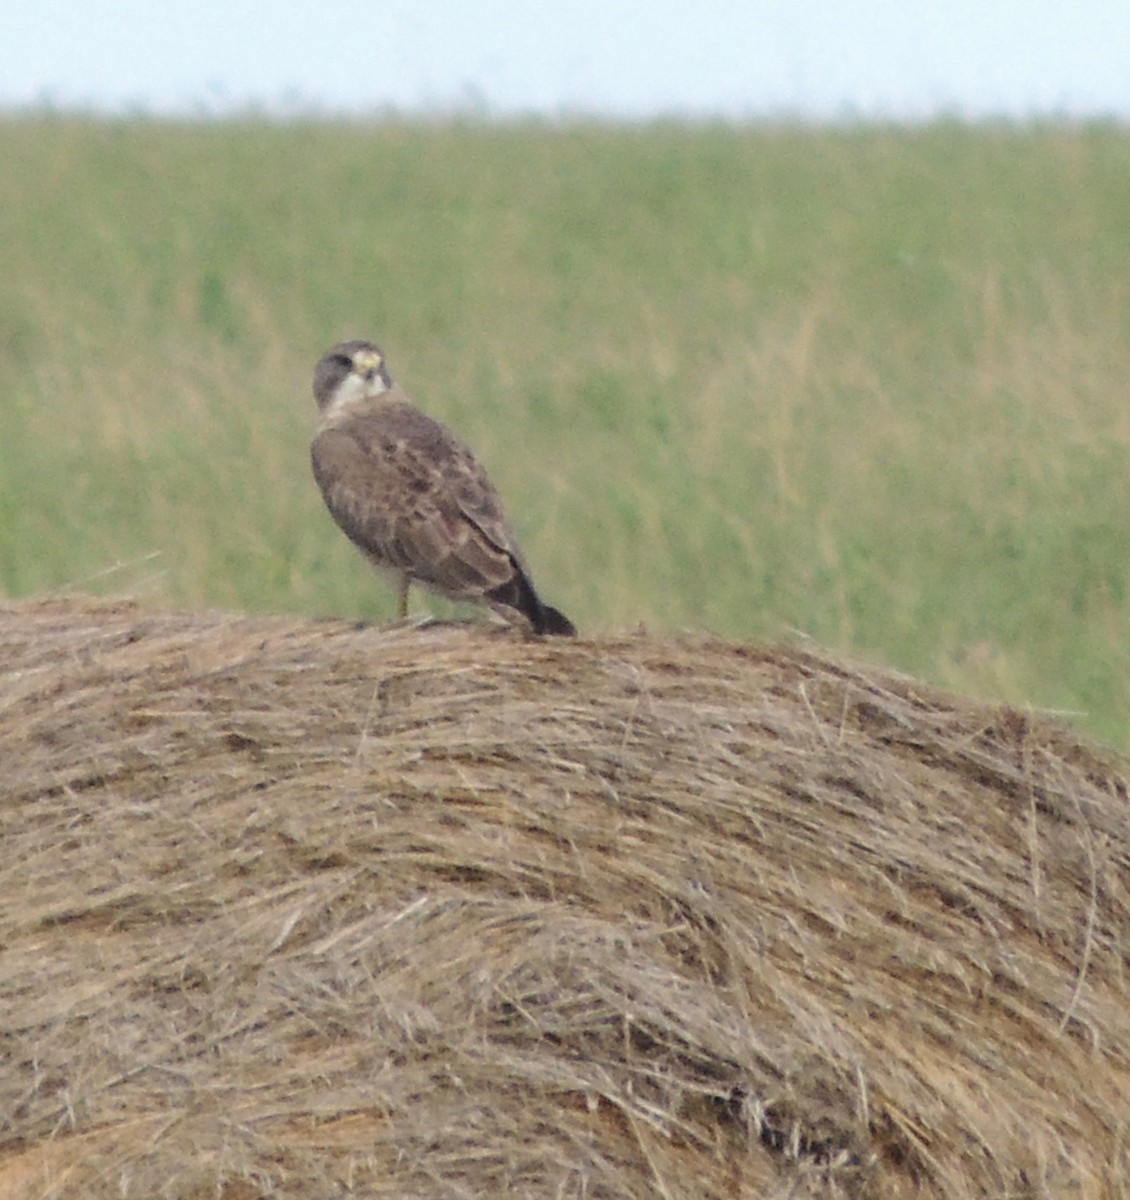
[{"left": 310, "top": 340, "right": 576, "bottom": 636}]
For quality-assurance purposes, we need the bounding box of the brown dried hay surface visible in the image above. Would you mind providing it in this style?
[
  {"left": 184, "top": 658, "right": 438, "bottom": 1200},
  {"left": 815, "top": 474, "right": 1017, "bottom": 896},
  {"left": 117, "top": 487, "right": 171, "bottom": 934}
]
[{"left": 1, "top": 595, "right": 1129, "bottom": 1200}]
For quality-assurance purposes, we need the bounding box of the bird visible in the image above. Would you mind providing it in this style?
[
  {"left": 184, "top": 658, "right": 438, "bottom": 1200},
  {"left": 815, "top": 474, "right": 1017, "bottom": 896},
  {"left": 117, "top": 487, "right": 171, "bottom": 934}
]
[{"left": 310, "top": 339, "right": 576, "bottom": 637}]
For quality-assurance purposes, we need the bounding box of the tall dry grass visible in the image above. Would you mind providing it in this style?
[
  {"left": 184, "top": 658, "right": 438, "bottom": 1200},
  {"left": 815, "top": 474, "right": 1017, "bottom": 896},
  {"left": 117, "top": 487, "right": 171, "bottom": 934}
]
[{"left": 2, "top": 596, "right": 1129, "bottom": 1197}]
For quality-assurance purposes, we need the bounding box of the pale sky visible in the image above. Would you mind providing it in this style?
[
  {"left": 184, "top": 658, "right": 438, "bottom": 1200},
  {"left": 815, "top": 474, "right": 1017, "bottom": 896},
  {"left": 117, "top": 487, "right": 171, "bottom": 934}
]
[{"left": 3, "top": 0, "right": 1128, "bottom": 120}]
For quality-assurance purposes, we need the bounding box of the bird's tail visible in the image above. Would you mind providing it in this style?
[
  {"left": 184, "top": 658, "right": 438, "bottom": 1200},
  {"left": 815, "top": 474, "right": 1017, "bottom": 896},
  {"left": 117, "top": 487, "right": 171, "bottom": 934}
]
[
  {"left": 536, "top": 603, "right": 577, "bottom": 637},
  {"left": 488, "top": 570, "right": 577, "bottom": 637}
]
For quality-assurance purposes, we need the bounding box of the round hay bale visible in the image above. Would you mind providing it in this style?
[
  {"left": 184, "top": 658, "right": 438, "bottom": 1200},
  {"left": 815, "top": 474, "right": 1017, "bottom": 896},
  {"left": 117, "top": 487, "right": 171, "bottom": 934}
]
[{"left": 1, "top": 595, "right": 1128, "bottom": 1199}]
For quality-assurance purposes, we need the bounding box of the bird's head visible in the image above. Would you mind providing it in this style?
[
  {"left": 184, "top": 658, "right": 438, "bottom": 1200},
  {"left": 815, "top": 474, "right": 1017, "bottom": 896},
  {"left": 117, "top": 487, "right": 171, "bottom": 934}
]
[{"left": 312, "top": 339, "right": 394, "bottom": 417}]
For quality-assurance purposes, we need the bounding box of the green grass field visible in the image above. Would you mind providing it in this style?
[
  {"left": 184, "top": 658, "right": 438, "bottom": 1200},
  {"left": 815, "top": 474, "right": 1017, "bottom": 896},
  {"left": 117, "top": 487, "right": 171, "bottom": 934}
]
[{"left": 1, "top": 115, "right": 1128, "bottom": 748}]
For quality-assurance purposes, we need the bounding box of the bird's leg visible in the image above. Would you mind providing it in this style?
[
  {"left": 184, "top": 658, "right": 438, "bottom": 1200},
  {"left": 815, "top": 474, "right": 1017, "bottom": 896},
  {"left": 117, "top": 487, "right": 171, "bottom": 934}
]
[{"left": 396, "top": 572, "right": 410, "bottom": 619}]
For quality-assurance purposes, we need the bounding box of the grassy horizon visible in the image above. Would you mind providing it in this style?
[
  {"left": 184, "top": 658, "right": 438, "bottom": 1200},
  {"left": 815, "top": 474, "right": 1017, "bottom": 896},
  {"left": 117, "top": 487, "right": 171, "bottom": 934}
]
[{"left": 1, "top": 114, "right": 1128, "bottom": 748}]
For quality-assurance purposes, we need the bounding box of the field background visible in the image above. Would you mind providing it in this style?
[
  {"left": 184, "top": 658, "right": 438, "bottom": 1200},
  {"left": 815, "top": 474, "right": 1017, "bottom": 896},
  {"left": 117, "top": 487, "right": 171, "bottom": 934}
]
[{"left": 0, "top": 116, "right": 1127, "bottom": 748}]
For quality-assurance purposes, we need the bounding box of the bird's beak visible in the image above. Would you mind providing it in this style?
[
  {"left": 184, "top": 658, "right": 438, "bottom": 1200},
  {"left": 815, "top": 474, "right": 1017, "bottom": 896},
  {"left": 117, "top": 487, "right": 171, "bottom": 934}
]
[{"left": 353, "top": 349, "right": 382, "bottom": 379}]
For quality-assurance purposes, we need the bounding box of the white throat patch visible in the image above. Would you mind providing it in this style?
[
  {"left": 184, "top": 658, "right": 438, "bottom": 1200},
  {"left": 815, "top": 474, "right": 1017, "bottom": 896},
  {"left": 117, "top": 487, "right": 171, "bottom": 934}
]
[{"left": 323, "top": 370, "right": 390, "bottom": 424}]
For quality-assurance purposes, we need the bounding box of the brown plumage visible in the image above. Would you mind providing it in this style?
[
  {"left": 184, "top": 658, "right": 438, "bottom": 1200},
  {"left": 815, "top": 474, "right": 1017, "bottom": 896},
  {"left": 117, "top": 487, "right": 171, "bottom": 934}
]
[{"left": 310, "top": 340, "right": 576, "bottom": 636}]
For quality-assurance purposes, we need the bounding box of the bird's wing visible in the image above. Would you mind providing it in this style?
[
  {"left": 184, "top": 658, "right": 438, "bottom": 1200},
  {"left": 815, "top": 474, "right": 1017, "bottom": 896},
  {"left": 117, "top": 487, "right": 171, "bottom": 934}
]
[
  {"left": 311, "top": 413, "right": 520, "bottom": 599},
  {"left": 443, "top": 441, "right": 533, "bottom": 568}
]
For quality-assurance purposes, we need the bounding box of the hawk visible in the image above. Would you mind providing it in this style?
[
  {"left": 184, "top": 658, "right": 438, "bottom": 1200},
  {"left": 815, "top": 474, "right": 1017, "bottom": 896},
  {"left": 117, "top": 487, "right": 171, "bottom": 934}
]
[{"left": 310, "top": 340, "right": 576, "bottom": 636}]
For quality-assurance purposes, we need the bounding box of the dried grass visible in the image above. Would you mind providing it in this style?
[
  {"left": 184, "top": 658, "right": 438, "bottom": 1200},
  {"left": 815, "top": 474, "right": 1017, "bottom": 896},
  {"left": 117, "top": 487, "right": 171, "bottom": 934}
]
[{"left": 1, "top": 595, "right": 1129, "bottom": 1199}]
